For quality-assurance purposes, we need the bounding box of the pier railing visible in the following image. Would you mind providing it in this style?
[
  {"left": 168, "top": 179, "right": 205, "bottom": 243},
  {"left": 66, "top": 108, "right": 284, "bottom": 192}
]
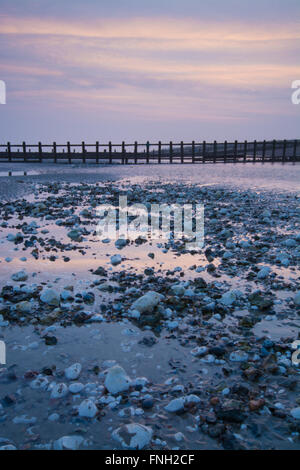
[{"left": 0, "top": 139, "right": 299, "bottom": 164}]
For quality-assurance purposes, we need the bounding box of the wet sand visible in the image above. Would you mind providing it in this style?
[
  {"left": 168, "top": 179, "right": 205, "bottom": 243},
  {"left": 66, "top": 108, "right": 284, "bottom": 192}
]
[{"left": 0, "top": 163, "right": 299, "bottom": 450}]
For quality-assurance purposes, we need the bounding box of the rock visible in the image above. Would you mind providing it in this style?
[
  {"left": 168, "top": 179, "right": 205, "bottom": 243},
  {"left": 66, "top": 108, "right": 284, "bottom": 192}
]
[
  {"left": 0, "top": 445, "right": 17, "bottom": 450},
  {"left": 290, "top": 407, "right": 300, "bottom": 419},
  {"left": 115, "top": 238, "right": 127, "bottom": 249},
  {"left": 131, "top": 291, "right": 164, "bottom": 314},
  {"left": 15, "top": 301, "right": 33, "bottom": 314},
  {"left": 65, "top": 363, "right": 82, "bottom": 380},
  {"left": 248, "top": 292, "right": 273, "bottom": 310},
  {"left": 220, "top": 290, "right": 236, "bottom": 306},
  {"left": 92, "top": 266, "right": 107, "bottom": 276},
  {"left": 112, "top": 423, "right": 152, "bottom": 449},
  {"left": 78, "top": 399, "right": 98, "bottom": 418},
  {"left": 44, "top": 335, "right": 57, "bottom": 346},
  {"left": 7, "top": 233, "right": 16, "bottom": 241},
  {"left": 53, "top": 435, "right": 84, "bottom": 450},
  {"left": 257, "top": 266, "right": 271, "bottom": 280},
  {"left": 285, "top": 238, "right": 296, "bottom": 247},
  {"left": 30, "top": 376, "right": 49, "bottom": 390},
  {"left": 185, "top": 394, "right": 201, "bottom": 405},
  {"left": 142, "top": 398, "right": 154, "bottom": 409},
  {"left": 69, "top": 382, "right": 84, "bottom": 394},
  {"left": 60, "top": 290, "right": 74, "bottom": 301},
  {"left": 229, "top": 350, "right": 249, "bottom": 362},
  {"left": 164, "top": 397, "right": 185, "bottom": 413},
  {"left": 50, "top": 383, "right": 68, "bottom": 399},
  {"left": 104, "top": 365, "right": 131, "bottom": 394},
  {"left": 170, "top": 284, "right": 186, "bottom": 296},
  {"left": 191, "top": 346, "right": 208, "bottom": 357},
  {"left": 82, "top": 291, "right": 95, "bottom": 304},
  {"left": 110, "top": 254, "right": 122, "bottom": 266},
  {"left": 216, "top": 400, "right": 246, "bottom": 423},
  {"left": 67, "top": 229, "right": 83, "bottom": 242},
  {"left": 40, "top": 288, "right": 60, "bottom": 306},
  {"left": 294, "top": 292, "right": 300, "bottom": 306},
  {"left": 13, "top": 415, "right": 37, "bottom": 425},
  {"left": 11, "top": 270, "right": 28, "bottom": 282},
  {"left": 249, "top": 399, "right": 265, "bottom": 411}
]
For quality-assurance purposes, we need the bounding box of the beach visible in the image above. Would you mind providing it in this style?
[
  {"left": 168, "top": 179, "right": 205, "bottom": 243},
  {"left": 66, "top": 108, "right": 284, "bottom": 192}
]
[{"left": 0, "top": 162, "right": 299, "bottom": 450}]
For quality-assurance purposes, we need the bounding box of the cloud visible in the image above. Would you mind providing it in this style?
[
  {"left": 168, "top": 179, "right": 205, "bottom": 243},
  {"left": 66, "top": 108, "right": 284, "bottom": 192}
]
[{"left": 0, "top": 12, "right": 299, "bottom": 134}]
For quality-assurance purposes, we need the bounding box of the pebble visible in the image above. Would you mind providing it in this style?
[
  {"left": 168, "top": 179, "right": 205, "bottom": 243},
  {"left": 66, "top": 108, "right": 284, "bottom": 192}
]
[{"left": 112, "top": 423, "right": 153, "bottom": 449}]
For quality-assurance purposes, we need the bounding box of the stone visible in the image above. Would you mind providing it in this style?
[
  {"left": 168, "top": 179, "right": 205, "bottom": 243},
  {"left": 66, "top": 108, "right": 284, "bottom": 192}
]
[
  {"left": 257, "top": 266, "right": 271, "bottom": 280},
  {"left": 220, "top": 290, "right": 236, "bottom": 306},
  {"left": 50, "top": 383, "right": 68, "bottom": 399},
  {"left": 164, "top": 397, "right": 185, "bottom": 413},
  {"left": 78, "top": 399, "right": 98, "bottom": 418},
  {"left": 65, "top": 363, "right": 82, "bottom": 380},
  {"left": 115, "top": 238, "right": 127, "bottom": 249},
  {"left": 110, "top": 254, "right": 122, "bottom": 266},
  {"left": 15, "top": 301, "right": 33, "bottom": 314},
  {"left": 104, "top": 365, "right": 131, "bottom": 394},
  {"left": 112, "top": 423, "right": 152, "bottom": 449},
  {"left": 170, "top": 284, "right": 186, "bottom": 296},
  {"left": 53, "top": 435, "right": 84, "bottom": 450},
  {"left": 30, "top": 376, "right": 49, "bottom": 390},
  {"left": 69, "top": 382, "right": 84, "bottom": 394},
  {"left": 294, "top": 292, "right": 300, "bottom": 306},
  {"left": 40, "top": 288, "right": 60, "bottom": 306},
  {"left": 142, "top": 398, "right": 154, "bottom": 409},
  {"left": 60, "top": 290, "right": 74, "bottom": 301},
  {"left": 131, "top": 291, "right": 164, "bottom": 314},
  {"left": 290, "top": 407, "right": 300, "bottom": 419},
  {"left": 67, "top": 229, "right": 83, "bottom": 242},
  {"left": 229, "top": 350, "right": 249, "bottom": 362},
  {"left": 11, "top": 270, "right": 28, "bottom": 282}
]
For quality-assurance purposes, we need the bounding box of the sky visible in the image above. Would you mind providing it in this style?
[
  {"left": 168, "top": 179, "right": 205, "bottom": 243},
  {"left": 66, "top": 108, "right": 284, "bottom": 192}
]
[{"left": 0, "top": 0, "right": 300, "bottom": 144}]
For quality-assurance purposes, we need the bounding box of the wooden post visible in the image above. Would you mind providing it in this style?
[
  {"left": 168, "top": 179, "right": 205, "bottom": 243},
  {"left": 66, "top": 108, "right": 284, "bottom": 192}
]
[
  {"left": 22, "top": 141, "right": 26, "bottom": 162},
  {"left": 180, "top": 141, "right": 184, "bottom": 163},
  {"left": 67, "top": 141, "right": 71, "bottom": 163},
  {"left": 234, "top": 140, "right": 237, "bottom": 163},
  {"left": 272, "top": 139, "right": 276, "bottom": 163},
  {"left": 293, "top": 139, "right": 297, "bottom": 163},
  {"left": 134, "top": 141, "right": 138, "bottom": 164},
  {"left": 53, "top": 142, "right": 57, "bottom": 163},
  {"left": 224, "top": 140, "right": 227, "bottom": 163},
  {"left": 253, "top": 140, "right": 257, "bottom": 162},
  {"left": 192, "top": 141, "right": 195, "bottom": 163},
  {"left": 203, "top": 141, "right": 206, "bottom": 163},
  {"left": 109, "top": 141, "right": 112, "bottom": 164},
  {"left": 121, "top": 141, "right": 125, "bottom": 164},
  {"left": 262, "top": 140, "right": 266, "bottom": 163},
  {"left": 158, "top": 141, "right": 161, "bottom": 164},
  {"left": 146, "top": 141, "right": 150, "bottom": 164},
  {"left": 282, "top": 139, "right": 287, "bottom": 163},
  {"left": 82, "top": 141, "right": 86, "bottom": 163},
  {"left": 96, "top": 141, "right": 99, "bottom": 164},
  {"left": 243, "top": 140, "right": 247, "bottom": 162},
  {"left": 38, "top": 142, "right": 42, "bottom": 162},
  {"left": 169, "top": 141, "right": 173, "bottom": 163},
  {"left": 7, "top": 142, "right": 11, "bottom": 162}
]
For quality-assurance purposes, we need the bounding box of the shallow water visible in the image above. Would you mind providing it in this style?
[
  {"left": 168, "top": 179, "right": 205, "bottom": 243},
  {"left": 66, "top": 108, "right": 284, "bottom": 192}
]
[{"left": 0, "top": 164, "right": 299, "bottom": 450}]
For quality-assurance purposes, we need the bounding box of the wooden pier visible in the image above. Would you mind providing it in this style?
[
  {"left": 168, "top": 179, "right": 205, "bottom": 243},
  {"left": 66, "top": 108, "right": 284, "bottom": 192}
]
[{"left": 0, "top": 139, "right": 299, "bottom": 164}]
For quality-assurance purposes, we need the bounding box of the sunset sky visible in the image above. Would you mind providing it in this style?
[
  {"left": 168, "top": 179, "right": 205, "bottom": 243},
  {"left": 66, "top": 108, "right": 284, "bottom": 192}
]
[{"left": 0, "top": 0, "right": 300, "bottom": 143}]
